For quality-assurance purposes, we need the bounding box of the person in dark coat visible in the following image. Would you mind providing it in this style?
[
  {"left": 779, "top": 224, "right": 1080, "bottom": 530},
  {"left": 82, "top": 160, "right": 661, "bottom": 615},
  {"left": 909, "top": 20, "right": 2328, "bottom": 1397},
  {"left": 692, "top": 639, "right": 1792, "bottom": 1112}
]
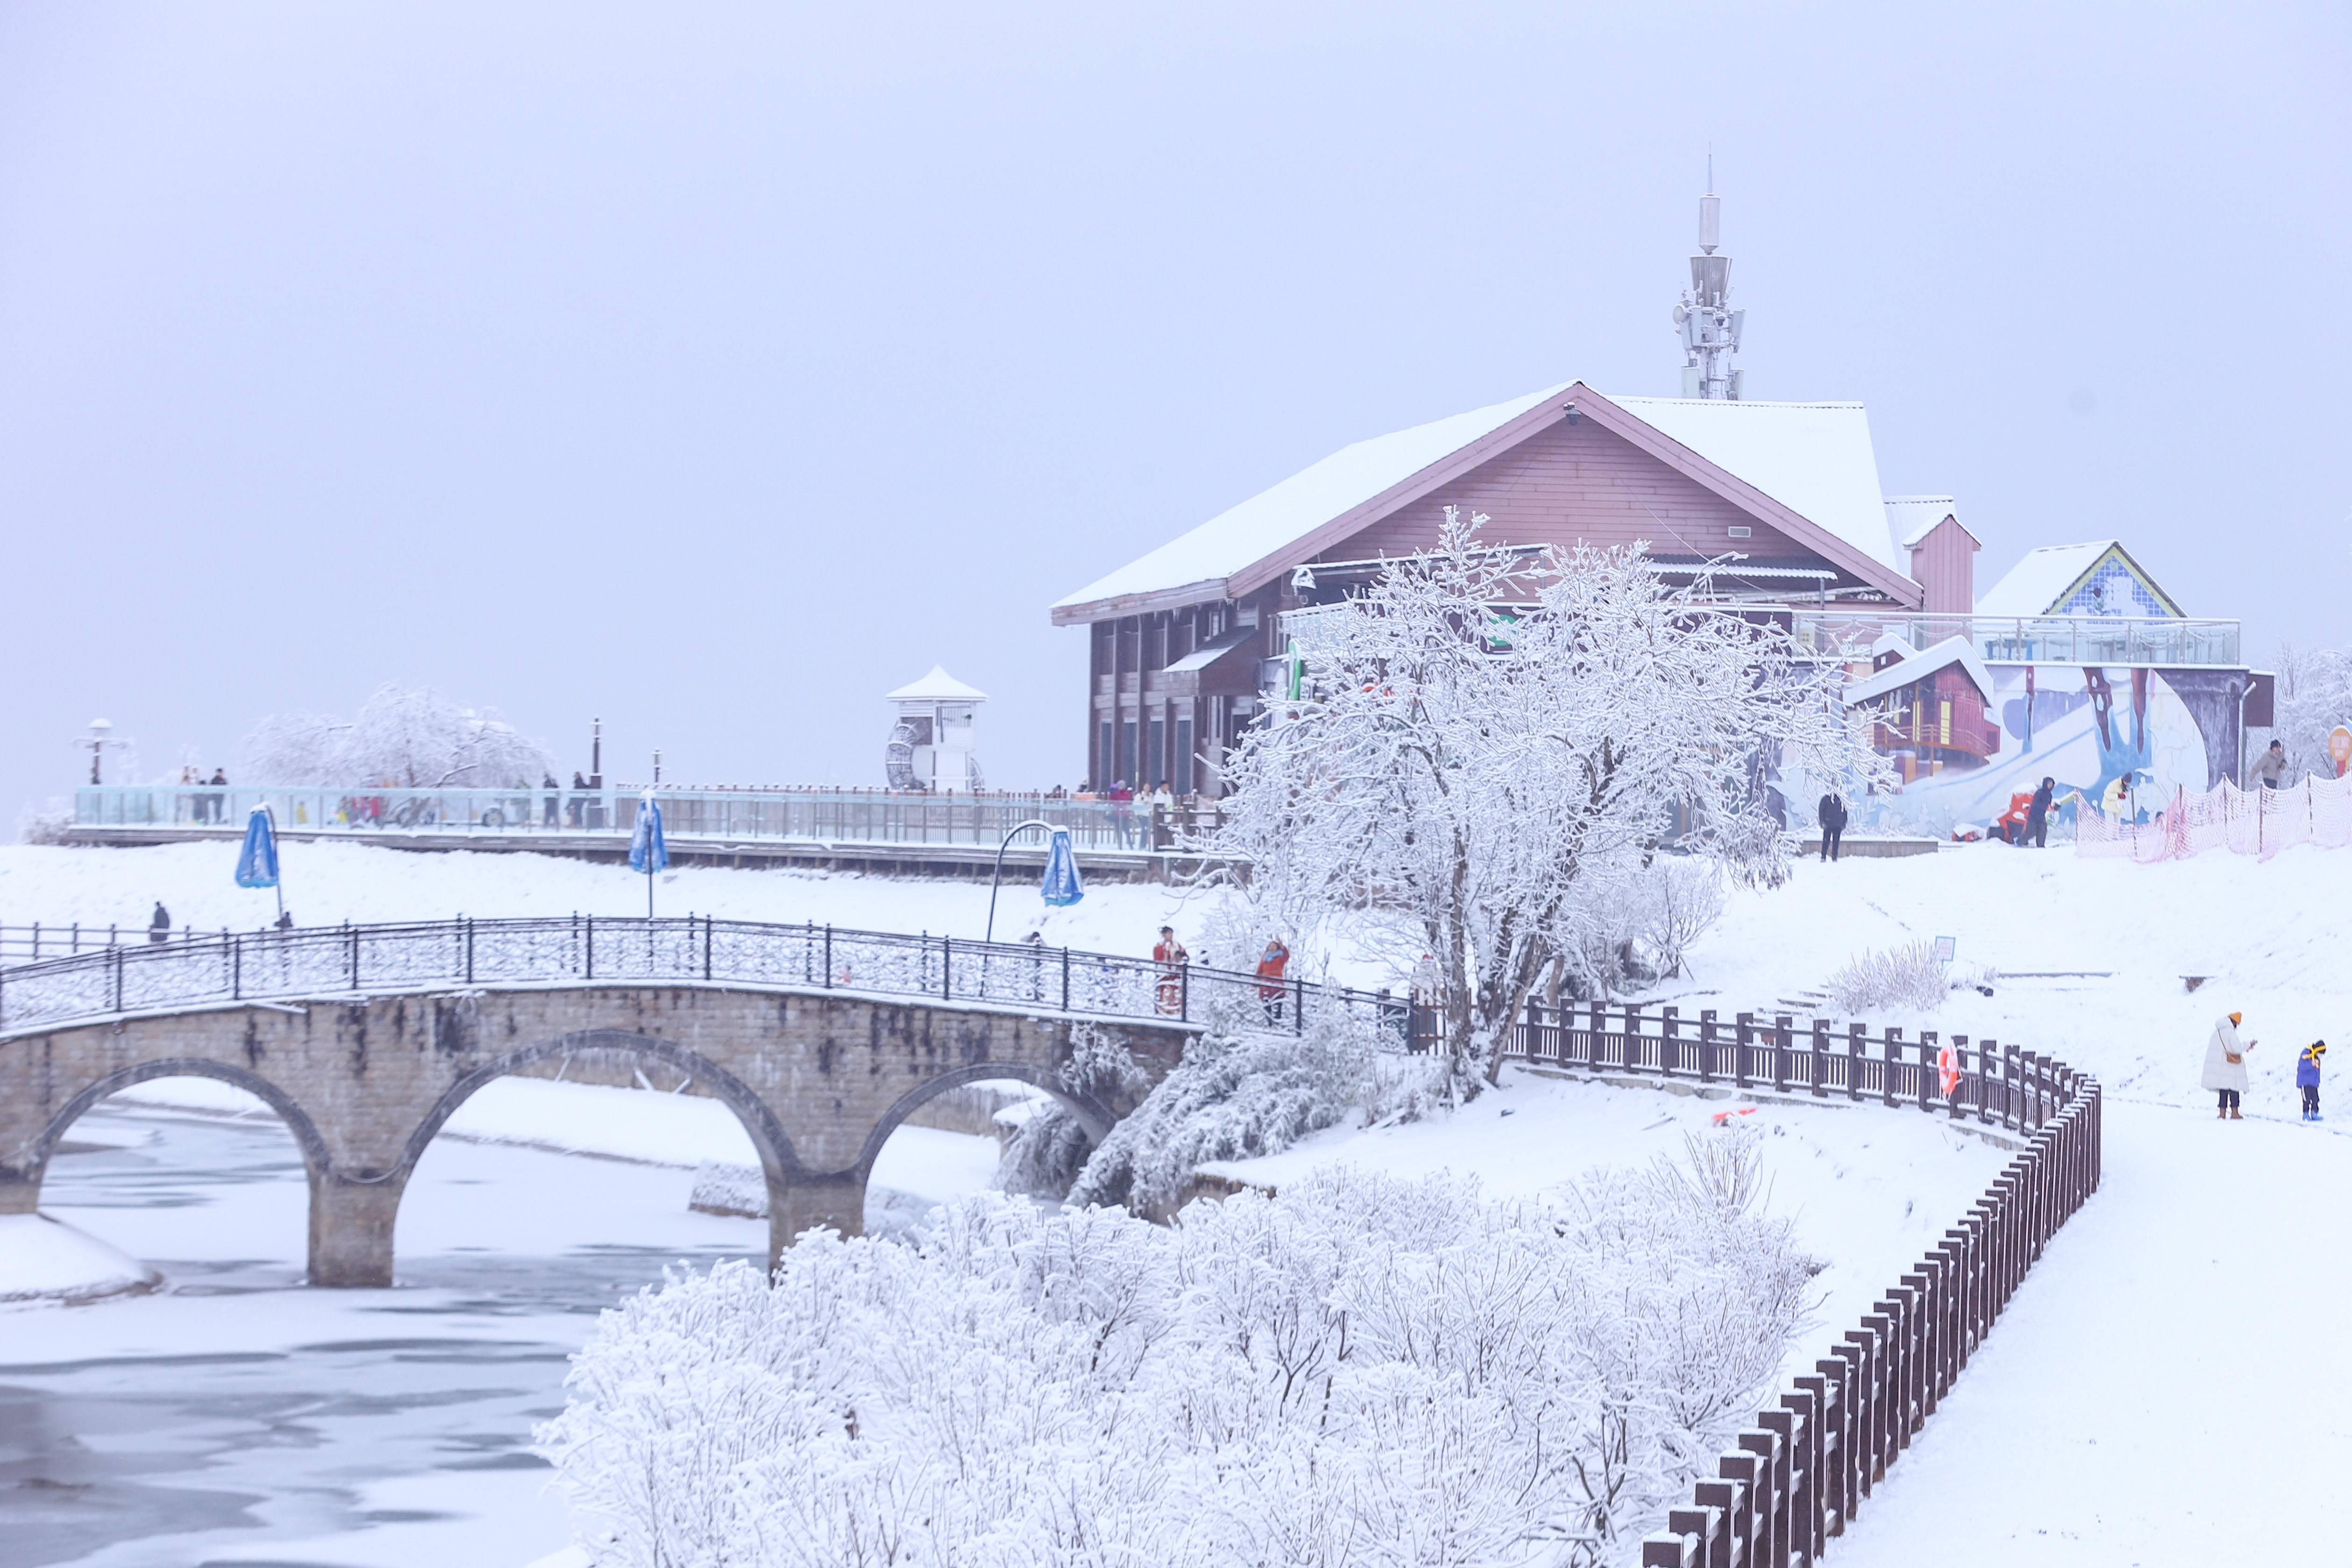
[
  {"left": 2299, "top": 1040, "right": 2327, "bottom": 1122},
  {"left": 148, "top": 901, "right": 171, "bottom": 944},
  {"left": 568, "top": 771, "right": 587, "bottom": 828},
  {"left": 2028, "top": 777, "right": 2055, "bottom": 849},
  {"left": 1817, "top": 791, "right": 1848, "bottom": 862},
  {"left": 542, "top": 773, "right": 561, "bottom": 828}
]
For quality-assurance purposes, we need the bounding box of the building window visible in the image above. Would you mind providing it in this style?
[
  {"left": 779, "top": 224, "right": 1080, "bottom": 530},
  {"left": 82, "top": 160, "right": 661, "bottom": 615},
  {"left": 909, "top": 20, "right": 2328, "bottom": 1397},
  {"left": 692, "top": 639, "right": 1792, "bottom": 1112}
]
[
  {"left": 1148, "top": 717, "right": 1166, "bottom": 787},
  {"left": 1119, "top": 719, "right": 1137, "bottom": 788},
  {"left": 1098, "top": 721, "right": 1113, "bottom": 789},
  {"left": 1174, "top": 716, "right": 1194, "bottom": 795},
  {"left": 1727, "top": 525, "right": 1752, "bottom": 539}
]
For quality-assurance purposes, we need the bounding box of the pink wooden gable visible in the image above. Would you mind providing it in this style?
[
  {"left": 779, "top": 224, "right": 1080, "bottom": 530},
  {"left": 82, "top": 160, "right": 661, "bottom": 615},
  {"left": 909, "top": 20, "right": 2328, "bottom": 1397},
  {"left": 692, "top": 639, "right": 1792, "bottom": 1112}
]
[{"left": 1221, "top": 384, "right": 1921, "bottom": 607}]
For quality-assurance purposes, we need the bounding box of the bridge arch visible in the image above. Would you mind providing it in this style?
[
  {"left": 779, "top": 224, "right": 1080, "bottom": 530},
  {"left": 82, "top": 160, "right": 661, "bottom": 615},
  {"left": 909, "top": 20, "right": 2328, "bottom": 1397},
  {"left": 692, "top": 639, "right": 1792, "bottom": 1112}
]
[
  {"left": 28, "top": 1057, "right": 334, "bottom": 1197},
  {"left": 364, "top": 1029, "right": 808, "bottom": 1284},
  {"left": 854, "top": 1061, "right": 1112, "bottom": 1176}
]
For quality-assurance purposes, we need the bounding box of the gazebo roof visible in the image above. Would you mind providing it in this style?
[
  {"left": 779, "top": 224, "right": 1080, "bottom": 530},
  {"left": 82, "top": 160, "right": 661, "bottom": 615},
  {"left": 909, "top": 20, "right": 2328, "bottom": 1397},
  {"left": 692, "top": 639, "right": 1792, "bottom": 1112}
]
[{"left": 886, "top": 665, "right": 988, "bottom": 702}]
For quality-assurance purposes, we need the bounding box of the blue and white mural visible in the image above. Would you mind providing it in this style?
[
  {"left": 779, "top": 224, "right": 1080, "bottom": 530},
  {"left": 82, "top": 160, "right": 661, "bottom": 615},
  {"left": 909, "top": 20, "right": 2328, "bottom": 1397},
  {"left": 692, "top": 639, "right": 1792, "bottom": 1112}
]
[{"left": 1849, "top": 664, "right": 2246, "bottom": 838}]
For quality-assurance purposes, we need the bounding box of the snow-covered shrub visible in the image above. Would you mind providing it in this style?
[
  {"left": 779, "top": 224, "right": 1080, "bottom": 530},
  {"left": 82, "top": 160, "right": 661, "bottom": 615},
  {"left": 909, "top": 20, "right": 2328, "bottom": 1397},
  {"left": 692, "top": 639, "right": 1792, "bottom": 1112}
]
[
  {"left": 1824, "top": 940, "right": 1950, "bottom": 1014},
  {"left": 994, "top": 1106, "right": 1096, "bottom": 1199},
  {"left": 540, "top": 1150, "right": 1814, "bottom": 1568},
  {"left": 1641, "top": 855, "right": 1727, "bottom": 979},
  {"left": 17, "top": 800, "right": 73, "bottom": 845},
  {"left": 1067, "top": 1007, "right": 1379, "bottom": 1215}
]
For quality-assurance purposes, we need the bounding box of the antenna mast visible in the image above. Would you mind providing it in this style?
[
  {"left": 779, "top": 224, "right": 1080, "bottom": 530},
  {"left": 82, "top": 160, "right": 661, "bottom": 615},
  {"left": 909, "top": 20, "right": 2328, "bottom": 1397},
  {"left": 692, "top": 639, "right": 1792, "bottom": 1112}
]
[{"left": 1674, "top": 164, "right": 1745, "bottom": 398}]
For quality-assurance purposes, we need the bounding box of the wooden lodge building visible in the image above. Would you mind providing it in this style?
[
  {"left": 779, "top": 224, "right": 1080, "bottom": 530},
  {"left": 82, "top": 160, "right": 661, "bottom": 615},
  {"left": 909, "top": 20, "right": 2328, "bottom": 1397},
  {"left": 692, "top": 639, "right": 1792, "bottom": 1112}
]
[
  {"left": 1051, "top": 380, "right": 1981, "bottom": 795},
  {"left": 1052, "top": 190, "right": 2253, "bottom": 829}
]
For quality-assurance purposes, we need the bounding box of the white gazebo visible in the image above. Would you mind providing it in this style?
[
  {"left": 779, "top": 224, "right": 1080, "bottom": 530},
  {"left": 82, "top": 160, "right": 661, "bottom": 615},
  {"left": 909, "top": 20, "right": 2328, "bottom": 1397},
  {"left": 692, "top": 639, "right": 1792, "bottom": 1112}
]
[{"left": 884, "top": 666, "right": 988, "bottom": 791}]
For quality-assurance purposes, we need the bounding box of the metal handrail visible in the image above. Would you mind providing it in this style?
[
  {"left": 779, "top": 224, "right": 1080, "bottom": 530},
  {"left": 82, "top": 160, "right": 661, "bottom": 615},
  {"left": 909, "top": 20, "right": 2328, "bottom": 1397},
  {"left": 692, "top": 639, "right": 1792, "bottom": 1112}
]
[
  {"left": 69, "top": 785, "right": 1231, "bottom": 857},
  {"left": 0, "top": 914, "right": 1406, "bottom": 1043}
]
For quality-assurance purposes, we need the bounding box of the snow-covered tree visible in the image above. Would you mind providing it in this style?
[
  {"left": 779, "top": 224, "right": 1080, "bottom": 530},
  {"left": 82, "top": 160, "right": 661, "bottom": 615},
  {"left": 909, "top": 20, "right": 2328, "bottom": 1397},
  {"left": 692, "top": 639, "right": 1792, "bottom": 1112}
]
[
  {"left": 1210, "top": 510, "right": 1876, "bottom": 1082},
  {"left": 2262, "top": 642, "right": 2352, "bottom": 783},
  {"left": 240, "top": 683, "right": 556, "bottom": 787}
]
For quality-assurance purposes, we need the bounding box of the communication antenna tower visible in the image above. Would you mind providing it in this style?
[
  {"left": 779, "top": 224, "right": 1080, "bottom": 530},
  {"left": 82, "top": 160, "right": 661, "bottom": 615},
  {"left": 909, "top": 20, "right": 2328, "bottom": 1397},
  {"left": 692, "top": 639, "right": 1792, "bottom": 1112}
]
[{"left": 1673, "top": 158, "right": 1746, "bottom": 399}]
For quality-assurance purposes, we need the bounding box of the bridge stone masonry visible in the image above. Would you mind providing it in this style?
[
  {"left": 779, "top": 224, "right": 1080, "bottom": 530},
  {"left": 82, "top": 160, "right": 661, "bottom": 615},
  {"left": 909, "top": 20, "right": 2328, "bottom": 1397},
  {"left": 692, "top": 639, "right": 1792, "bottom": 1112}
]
[{"left": 0, "top": 916, "right": 1365, "bottom": 1286}]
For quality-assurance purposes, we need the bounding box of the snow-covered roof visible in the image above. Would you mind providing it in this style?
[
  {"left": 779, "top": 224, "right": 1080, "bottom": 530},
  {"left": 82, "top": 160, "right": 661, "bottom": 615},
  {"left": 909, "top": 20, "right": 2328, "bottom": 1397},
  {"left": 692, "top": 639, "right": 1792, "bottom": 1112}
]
[
  {"left": 1885, "top": 496, "right": 1975, "bottom": 550},
  {"left": 1052, "top": 383, "right": 1570, "bottom": 611},
  {"left": 1164, "top": 629, "right": 1255, "bottom": 674},
  {"left": 1974, "top": 542, "right": 2119, "bottom": 618},
  {"left": 886, "top": 665, "right": 988, "bottom": 702},
  {"left": 1610, "top": 397, "right": 1902, "bottom": 572},
  {"left": 1842, "top": 635, "right": 1996, "bottom": 707}
]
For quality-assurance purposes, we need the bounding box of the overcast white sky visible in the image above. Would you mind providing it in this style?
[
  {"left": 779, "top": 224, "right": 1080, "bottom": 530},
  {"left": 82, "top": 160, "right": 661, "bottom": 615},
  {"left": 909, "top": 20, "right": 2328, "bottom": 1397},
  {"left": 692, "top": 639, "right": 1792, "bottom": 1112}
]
[{"left": 2, "top": 1, "right": 2345, "bottom": 818}]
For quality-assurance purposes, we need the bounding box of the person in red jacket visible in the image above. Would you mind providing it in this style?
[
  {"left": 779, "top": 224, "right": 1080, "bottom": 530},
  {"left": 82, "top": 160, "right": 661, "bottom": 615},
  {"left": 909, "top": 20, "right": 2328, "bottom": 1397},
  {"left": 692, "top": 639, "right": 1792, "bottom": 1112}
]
[
  {"left": 1152, "top": 925, "right": 1189, "bottom": 1014},
  {"left": 1255, "top": 936, "right": 1291, "bottom": 1023}
]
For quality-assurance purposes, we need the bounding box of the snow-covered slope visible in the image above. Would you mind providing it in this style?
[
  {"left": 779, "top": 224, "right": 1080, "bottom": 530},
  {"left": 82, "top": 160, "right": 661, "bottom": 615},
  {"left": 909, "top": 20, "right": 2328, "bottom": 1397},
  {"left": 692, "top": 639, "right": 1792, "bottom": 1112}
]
[
  {"left": 1689, "top": 840, "right": 2351, "bottom": 1112},
  {"left": 0, "top": 1213, "right": 161, "bottom": 1305}
]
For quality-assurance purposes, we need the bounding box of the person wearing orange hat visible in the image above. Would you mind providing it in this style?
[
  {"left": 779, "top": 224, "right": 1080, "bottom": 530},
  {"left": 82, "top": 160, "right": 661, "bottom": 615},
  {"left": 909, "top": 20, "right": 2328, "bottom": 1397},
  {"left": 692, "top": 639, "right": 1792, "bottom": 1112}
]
[{"left": 2201, "top": 1011, "right": 2257, "bottom": 1119}]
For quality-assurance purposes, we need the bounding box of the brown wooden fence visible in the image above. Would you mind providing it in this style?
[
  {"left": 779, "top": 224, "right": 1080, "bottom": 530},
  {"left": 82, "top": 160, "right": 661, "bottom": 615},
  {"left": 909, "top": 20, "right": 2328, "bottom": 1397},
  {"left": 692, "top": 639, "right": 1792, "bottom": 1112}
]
[{"left": 1526, "top": 1003, "right": 2109, "bottom": 1568}]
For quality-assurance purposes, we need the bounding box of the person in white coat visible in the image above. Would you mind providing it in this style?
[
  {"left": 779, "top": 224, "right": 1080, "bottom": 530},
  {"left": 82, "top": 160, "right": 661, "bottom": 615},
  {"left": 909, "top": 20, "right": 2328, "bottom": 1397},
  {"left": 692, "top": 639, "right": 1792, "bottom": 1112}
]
[{"left": 2201, "top": 1011, "right": 2257, "bottom": 1119}]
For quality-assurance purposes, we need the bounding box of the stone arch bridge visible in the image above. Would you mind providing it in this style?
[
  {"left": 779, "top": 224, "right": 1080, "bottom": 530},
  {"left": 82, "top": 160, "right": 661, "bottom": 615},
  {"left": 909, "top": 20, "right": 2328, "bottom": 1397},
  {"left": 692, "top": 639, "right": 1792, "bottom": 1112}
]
[{"left": 0, "top": 916, "right": 1379, "bottom": 1285}]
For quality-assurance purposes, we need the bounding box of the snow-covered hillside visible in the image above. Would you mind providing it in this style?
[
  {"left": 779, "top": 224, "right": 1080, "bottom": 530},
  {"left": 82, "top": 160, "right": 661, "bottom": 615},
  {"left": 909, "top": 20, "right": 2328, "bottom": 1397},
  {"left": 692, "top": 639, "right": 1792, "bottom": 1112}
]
[{"left": 1690, "top": 840, "right": 2352, "bottom": 1113}]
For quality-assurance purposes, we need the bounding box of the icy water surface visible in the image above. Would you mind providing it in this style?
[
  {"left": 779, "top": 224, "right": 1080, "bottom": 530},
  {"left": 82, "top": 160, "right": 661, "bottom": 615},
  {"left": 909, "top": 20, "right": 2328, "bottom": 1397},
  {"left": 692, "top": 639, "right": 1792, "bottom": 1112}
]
[{"left": 0, "top": 1105, "right": 770, "bottom": 1568}]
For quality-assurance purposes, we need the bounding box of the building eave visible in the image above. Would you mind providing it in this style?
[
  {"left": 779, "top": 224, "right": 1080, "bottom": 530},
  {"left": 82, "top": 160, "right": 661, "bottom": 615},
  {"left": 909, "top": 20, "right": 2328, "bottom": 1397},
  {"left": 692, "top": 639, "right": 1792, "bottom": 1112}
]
[{"left": 1049, "top": 577, "right": 1237, "bottom": 627}]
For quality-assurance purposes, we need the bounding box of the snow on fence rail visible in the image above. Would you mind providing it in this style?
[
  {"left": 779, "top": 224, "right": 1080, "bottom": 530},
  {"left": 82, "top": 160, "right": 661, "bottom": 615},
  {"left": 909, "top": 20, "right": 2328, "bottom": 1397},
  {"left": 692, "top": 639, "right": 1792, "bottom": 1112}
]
[
  {"left": 2077, "top": 772, "right": 2352, "bottom": 863},
  {"left": 1522, "top": 1004, "right": 2105, "bottom": 1568},
  {"left": 1478, "top": 1000, "right": 2080, "bottom": 1133},
  {"left": 0, "top": 915, "right": 1405, "bottom": 1042},
  {"left": 71, "top": 783, "right": 1227, "bottom": 854}
]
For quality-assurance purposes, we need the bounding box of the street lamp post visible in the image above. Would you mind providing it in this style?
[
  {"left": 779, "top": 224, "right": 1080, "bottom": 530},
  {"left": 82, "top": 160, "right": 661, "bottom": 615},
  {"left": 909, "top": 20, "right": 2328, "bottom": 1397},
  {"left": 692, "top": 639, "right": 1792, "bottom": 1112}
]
[{"left": 983, "top": 818, "right": 1057, "bottom": 944}]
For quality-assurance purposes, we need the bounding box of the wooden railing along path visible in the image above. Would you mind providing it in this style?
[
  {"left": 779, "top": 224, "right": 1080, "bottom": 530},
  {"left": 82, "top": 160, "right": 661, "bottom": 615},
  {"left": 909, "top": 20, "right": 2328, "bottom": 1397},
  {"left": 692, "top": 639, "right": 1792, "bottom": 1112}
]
[{"left": 1475, "top": 1004, "right": 2105, "bottom": 1568}]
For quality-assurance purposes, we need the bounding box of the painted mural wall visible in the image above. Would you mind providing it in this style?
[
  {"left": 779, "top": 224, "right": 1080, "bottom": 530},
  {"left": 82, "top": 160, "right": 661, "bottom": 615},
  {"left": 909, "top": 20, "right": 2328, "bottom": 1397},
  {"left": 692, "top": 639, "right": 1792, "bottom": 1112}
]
[{"left": 1851, "top": 664, "right": 2248, "bottom": 837}]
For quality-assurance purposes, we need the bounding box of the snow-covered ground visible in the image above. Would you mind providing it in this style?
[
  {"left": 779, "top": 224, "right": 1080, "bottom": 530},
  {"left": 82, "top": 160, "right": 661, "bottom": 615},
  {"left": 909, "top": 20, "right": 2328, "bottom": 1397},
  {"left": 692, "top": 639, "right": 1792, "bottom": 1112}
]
[
  {"left": 1828, "top": 1100, "right": 2352, "bottom": 1566},
  {"left": 0, "top": 1212, "right": 160, "bottom": 1304},
  {"left": 1691, "top": 839, "right": 2350, "bottom": 1113},
  {"left": 0, "top": 839, "right": 1251, "bottom": 966},
  {"left": 1205, "top": 1071, "right": 2012, "bottom": 1379}
]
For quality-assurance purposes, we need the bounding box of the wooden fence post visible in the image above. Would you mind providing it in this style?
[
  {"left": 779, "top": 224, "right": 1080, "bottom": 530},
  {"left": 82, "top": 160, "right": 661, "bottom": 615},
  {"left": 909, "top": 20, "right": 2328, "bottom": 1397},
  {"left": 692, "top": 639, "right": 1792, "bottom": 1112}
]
[
  {"left": 1734, "top": 1012, "right": 1753, "bottom": 1088},
  {"left": 1881, "top": 1027, "right": 1902, "bottom": 1108},
  {"left": 1773, "top": 1014, "right": 1792, "bottom": 1093},
  {"left": 1700, "top": 1009, "right": 1718, "bottom": 1083}
]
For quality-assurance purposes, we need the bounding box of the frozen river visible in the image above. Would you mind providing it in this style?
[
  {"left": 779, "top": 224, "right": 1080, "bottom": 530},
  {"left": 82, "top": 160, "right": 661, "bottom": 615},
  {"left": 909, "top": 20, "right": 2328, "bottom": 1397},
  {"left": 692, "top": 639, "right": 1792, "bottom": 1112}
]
[{"left": 0, "top": 1102, "right": 777, "bottom": 1568}]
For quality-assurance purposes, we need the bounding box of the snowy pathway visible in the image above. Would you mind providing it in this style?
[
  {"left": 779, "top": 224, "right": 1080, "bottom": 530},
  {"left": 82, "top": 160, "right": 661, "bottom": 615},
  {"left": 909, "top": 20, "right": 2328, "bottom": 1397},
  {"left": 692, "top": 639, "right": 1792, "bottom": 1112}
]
[{"left": 1829, "top": 1098, "right": 2352, "bottom": 1567}]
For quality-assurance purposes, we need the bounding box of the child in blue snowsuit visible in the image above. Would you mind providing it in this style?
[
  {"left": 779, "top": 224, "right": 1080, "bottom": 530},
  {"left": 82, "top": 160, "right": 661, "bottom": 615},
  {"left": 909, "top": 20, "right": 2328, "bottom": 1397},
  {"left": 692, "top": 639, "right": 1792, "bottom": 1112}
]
[{"left": 2298, "top": 1040, "right": 2327, "bottom": 1122}]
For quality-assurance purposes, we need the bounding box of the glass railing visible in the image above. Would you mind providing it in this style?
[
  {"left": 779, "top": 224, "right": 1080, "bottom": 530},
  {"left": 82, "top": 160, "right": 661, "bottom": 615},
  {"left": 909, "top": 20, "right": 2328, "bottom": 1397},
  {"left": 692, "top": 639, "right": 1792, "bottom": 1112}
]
[
  {"left": 1788, "top": 612, "right": 2240, "bottom": 667},
  {"left": 71, "top": 785, "right": 1226, "bottom": 854}
]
